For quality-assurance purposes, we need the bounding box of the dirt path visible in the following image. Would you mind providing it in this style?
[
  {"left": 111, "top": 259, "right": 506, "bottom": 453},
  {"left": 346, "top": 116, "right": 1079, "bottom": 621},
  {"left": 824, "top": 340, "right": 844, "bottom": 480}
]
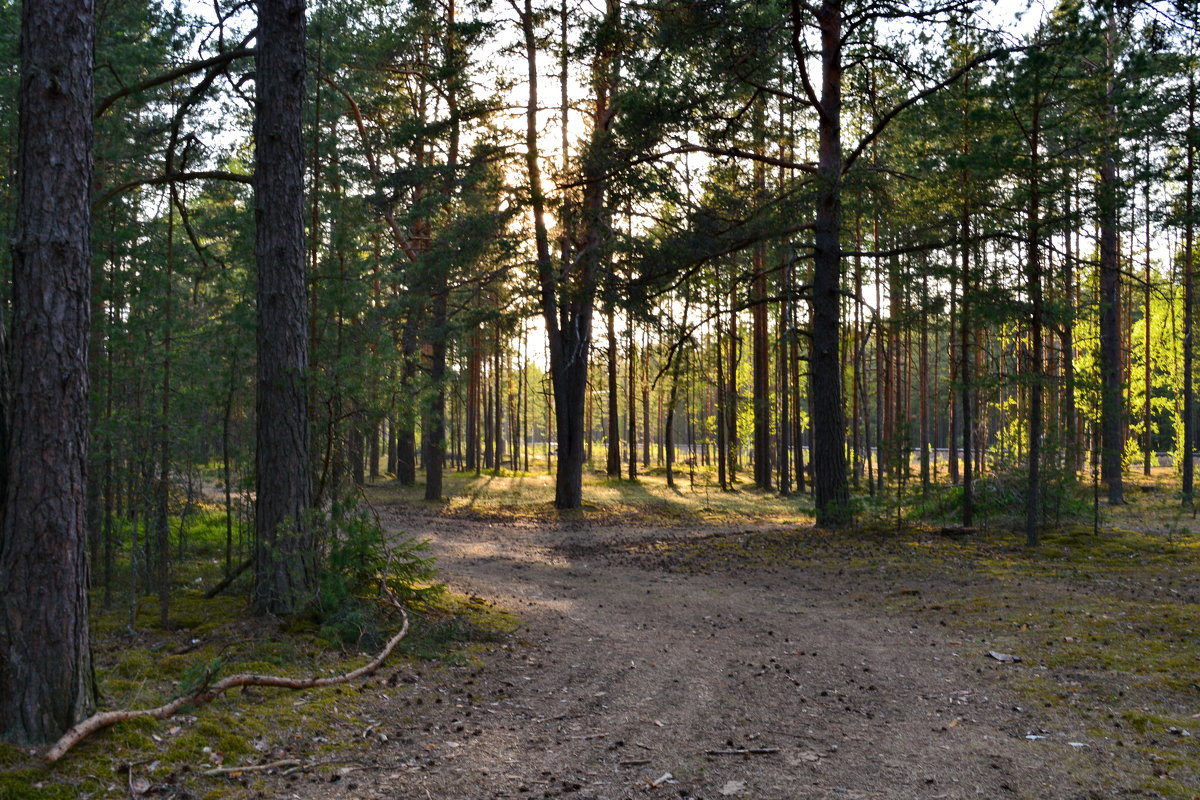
[{"left": 287, "top": 510, "right": 1116, "bottom": 800}]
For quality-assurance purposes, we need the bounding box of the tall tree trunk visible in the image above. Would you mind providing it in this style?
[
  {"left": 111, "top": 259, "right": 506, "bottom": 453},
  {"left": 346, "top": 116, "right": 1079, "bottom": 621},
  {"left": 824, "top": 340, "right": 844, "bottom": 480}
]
[
  {"left": 642, "top": 342, "right": 651, "bottom": 469},
  {"left": 726, "top": 280, "right": 739, "bottom": 484},
  {"left": 607, "top": 310, "right": 621, "bottom": 476},
  {"left": 1185, "top": 71, "right": 1196, "bottom": 507},
  {"left": 919, "top": 271, "right": 930, "bottom": 497},
  {"left": 779, "top": 251, "right": 792, "bottom": 495},
  {"left": 1061, "top": 180, "right": 1079, "bottom": 473},
  {"left": 799, "top": 0, "right": 850, "bottom": 523},
  {"left": 156, "top": 189, "right": 175, "bottom": 627},
  {"left": 1140, "top": 202, "right": 1150, "bottom": 476},
  {"left": 517, "top": 0, "right": 617, "bottom": 508},
  {"left": 253, "top": 0, "right": 314, "bottom": 615},
  {"left": 466, "top": 329, "right": 481, "bottom": 474},
  {"left": 396, "top": 324, "right": 418, "bottom": 484},
  {"left": 493, "top": 327, "right": 505, "bottom": 472},
  {"left": 948, "top": 274, "right": 959, "bottom": 484},
  {"left": 752, "top": 104, "right": 771, "bottom": 490},
  {"left": 960, "top": 208, "right": 974, "bottom": 527},
  {"left": 1025, "top": 103, "right": 1043, "bottom": 547},
  {"left": 628, "top": 325, "right": 638, "bottom": 480},
  {"left": 716, "top": 309, "right": 728, "bottom": 490},
  {"left": 424, "top": 288, "right": 448, "bottom": 501},
  {"left": 1098, "top": 1, "right": 1125, "bottom": 504},
  {"left": 424, "top": 0, "right": 460, "bottom": 500},
  {"left": 0, "top": 0, "right": 96, "bottom": 743}
]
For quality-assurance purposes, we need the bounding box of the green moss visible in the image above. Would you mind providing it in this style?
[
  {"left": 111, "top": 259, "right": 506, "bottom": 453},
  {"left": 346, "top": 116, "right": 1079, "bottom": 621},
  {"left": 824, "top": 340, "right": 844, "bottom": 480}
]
[
  {"left": 0, "top": 744, "right": 29, "bottom": 770},
  {"left": 164, "top": 716, "right": 253, "bottom": 765},
  {"left": 111, "top": 650, "right": 153, "bottom": 679},
  {"left": 0, "top": 770, "right": 83, "bottom": 800}
]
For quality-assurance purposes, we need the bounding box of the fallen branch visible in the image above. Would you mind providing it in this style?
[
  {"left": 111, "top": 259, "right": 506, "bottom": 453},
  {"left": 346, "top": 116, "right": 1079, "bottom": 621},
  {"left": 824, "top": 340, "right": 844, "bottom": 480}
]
[
  {"left": 45, "top": 603, "right": 409, "bottom": 762},
  {"left": 704, "top": 747, "right": 779, "bottom": 756},
  {"left": 203, "top": 558, "right": 252, "bottom": 599},
  {"left": 201, "top": 759, "right": 303, "bottom": 777}
]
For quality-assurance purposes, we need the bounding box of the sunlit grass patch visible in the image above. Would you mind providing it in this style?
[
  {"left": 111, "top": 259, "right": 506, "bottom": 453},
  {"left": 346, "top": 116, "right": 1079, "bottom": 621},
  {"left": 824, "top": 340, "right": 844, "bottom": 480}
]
[{"left": 365, "top": 469, "right": 815, "bottom": 526}]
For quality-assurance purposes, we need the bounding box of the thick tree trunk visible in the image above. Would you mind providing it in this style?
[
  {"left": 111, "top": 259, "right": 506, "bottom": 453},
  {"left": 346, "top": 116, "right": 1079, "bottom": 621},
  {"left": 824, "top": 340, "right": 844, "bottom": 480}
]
[
  {"left": 517, "top": 0, "right": 615, "bottom": 508},
  {"left": 0, "top": 0, "right": 96, "bottom": 743},
  {"left": 807, "top": 0, "right": 850, "bottom": 524},
  {"left": 396, "top": 326, "right": 418, "bottom": 485},
  {"left": 253, "top": 0, "right": 314, "bottom": 616},
  {"left": 424, "top": 290, "right": 448, "bottom": 501}
]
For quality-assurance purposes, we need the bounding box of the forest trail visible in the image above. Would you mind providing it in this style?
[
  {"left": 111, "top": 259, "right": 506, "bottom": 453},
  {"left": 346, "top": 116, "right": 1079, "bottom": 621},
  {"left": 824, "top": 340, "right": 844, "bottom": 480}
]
[{"left": 315, "top": 507, "right": 1112, "bottom": 800}]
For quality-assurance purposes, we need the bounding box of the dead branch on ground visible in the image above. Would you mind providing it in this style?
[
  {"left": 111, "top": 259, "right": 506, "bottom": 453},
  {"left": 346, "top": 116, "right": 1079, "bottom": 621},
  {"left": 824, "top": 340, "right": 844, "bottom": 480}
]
[{"left": 45, "top": 602, "right": 408, "bottom": 762}]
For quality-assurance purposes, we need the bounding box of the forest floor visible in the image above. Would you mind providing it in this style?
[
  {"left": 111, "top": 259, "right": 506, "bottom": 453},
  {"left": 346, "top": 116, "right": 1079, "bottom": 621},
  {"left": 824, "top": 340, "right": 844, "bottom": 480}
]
[
  {"left": 5, "top": 470, "right": 1200, "bottom": 800},
  {"left": 258, "top": 470, "right": 1200, "bottom": 800}
]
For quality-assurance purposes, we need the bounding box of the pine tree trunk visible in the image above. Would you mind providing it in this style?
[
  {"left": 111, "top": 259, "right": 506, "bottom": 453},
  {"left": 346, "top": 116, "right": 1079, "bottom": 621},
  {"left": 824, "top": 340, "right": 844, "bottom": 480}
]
[
  {"left": 628, "top": 327, "right": 637, "bottom": 480},
  {"left": 1185, "top": 73, "right": 1196, "bottom": 506},
  {"left": 920, "top": 272, "right": 930, "bottom": 497},
  {"left": 716, "top": 312, "right": 728, "bottom": 490},
  {"left": 397, "top": 324, "right": 418, "bottom": 485},
  {"left": 518, "top": 0, "right": 615, "bottom": 508},
  {"left": 253, "top": 0, "right": 315, "bottom": 616},
  {"left": 424, "top": 290, "right": 447, "bottom": 501},
  {"left": 0, "top": 0, "right": 96, "bottom": 743},
  {"left": 961, "top": 211, "right": 974, "bottom": 527},
  {"left": 1099, "top": 1, "right": 1125, "bottom": 504},
  {"left": 1025, "top": 107, "right": 1043, "bottom": 547},
  {"left": 808, "top": 0, "right": 850, "bottom": 524},
  {"left": 607, "top": 310, "right": 621, "bottom": 476},
  {"left": 466, "top": 329, "right": 480, "bottom": 474}
]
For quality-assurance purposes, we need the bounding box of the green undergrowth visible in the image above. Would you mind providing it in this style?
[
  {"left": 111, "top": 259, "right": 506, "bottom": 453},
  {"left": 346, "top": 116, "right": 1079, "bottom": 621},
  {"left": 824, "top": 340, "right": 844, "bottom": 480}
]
[
  {"left": 0, "top": 587, "right": 515, "bottom": 799},
  {"left": 2, "top": 494, "right": 516, "bottom": 800}
]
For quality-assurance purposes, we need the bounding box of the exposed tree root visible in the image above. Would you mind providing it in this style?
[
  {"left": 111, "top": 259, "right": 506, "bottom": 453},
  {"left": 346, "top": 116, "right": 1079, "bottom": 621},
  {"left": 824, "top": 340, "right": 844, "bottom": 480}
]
[{"left": 44, "top": 604, "right": 409, "bottom": 762}]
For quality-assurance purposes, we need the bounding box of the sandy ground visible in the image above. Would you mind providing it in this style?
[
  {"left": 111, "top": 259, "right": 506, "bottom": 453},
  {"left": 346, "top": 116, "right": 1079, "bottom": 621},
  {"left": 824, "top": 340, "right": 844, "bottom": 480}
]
[{"left": 256, "top": 507, "right": 1126, "bottom": 800}]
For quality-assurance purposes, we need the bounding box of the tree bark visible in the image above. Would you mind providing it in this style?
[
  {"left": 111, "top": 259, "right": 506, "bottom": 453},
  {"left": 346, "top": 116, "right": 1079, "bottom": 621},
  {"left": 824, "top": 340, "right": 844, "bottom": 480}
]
[
  {"left": 0, "top": 0, "right": 96, "bottom": 743},
  {"left": 806, "top": 0, "right": 851, "bottom": 524},
  {"left": 253, "top": 0, "right": 315, "bottom": 616},
  {"left": 628, "top": 327, "right": 638, "bottom": 480},
  {"left": 1185, "top": 71, "right": 1196, "bottom": 507},
  {"left": 607, "top": 310, "right": 621, "bottom": 476},
  {"left": 1098, "top": 1, "right": 1125, "bottom": 504},
  {"left": 1025, "top": 99, "right": 1043, "bottom": 547}
]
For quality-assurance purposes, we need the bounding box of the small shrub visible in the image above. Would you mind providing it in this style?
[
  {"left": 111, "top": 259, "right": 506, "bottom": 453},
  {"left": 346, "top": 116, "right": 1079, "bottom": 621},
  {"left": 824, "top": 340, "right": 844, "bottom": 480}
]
[{"left": 313, "top": 501, "right": 443, "bottom": 648}]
